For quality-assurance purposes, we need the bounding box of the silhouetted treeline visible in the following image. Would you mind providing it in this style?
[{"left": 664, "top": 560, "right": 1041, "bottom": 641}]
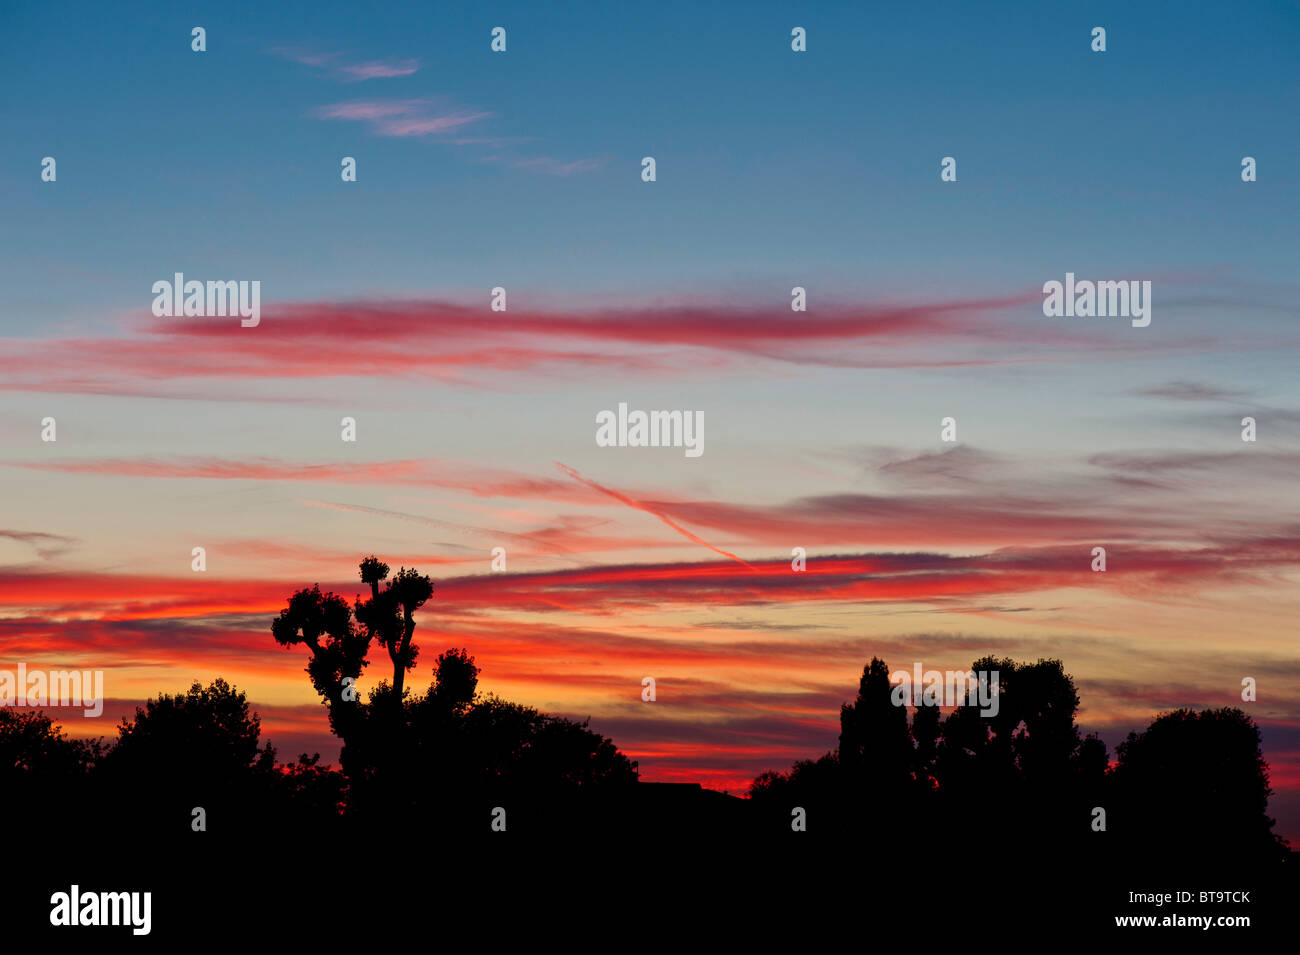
[
  {"left": 2, "top": 558, "right": 641, "bottom": 845},
  {"left": 749, "top": 655, "right": 1289, "bottom": 861},
  {"left": 0, "top": 560, "right": 1291, "bottom": 861}
]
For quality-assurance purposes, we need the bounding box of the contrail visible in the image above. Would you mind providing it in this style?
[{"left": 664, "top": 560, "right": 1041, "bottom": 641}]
[{"left": 556, "top": 463, "right": 756, "bottom": 570}]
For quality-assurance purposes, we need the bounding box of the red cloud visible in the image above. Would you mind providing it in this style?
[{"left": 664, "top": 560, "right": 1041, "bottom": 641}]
[
  {"left": 0, "top": 292, "right": 1194, "bottom": 398},
  {"left": 4, "top": 535, "right": 1292, "bottom": 626}
]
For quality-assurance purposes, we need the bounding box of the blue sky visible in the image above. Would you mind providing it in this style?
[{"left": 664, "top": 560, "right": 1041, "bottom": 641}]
[{"left": 4, "top": 0, "right": 1299, "bottom": 326}]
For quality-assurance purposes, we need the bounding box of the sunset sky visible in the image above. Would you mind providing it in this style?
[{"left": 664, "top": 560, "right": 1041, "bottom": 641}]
[{"left": 3, "top": 2, "right": 1299, "bottom": 840}]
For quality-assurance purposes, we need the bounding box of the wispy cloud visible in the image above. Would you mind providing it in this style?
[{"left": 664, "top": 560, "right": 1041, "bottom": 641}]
[
  {"left": 508, "top": 156, "right": 610, "bottom": 176},
  {"left": 1135, "top": 380, "right": 1249, "bottom": 402},
  {"left": 312, "top": 99, "right": 601, "bottom": 172},
  {"left": 0, "top": 530, "right": 78, "bottom": 561},
  {"left": 338, "top": 60, "right": 420, "bottom": 80},
  {"left": 272, "top": 45, "right": 419, "bottom": 82},
  {"left": 313, "top": 98, "right": 492, "bottom": 137},
  {"left": 0, "top": 292, "right": 1282, "bottom": 399},
  {"left": 5, "top": 535, "right": 1299, "bottom": 623},
  {"left": 3, "top": 455, "right": 600, "bottom": 502}
]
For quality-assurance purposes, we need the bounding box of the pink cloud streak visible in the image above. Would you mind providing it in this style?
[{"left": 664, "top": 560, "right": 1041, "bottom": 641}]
[{"left": 0, "top": 292, "right": 1211, "bottom": 397}]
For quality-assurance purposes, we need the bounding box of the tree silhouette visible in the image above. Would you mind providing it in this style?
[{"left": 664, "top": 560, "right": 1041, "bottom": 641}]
[
  {"left": 749, "top": 654, "right": 1287, "bottom": 857},
  {"left": 0, "top": 708, "right": 100, "bottom": 824},
  {"left": 354, "top": 557, "right": 434, "bottom": 705},
  {"left": 270, "top": 582, "right": 369, "bottom": 753},
  {"left": 1113, "top": 706, "right": 1285, "bottom": 859},
  {"left": 4, "top": 599, "right": 1286, "bottom": 854},
  {"left": 931, "top": 655, "right": 1096, "bottom": 839},
  {"left": 270, "top": 557, "right": 637, "bottom": 830},
  {"left": 99, "top": 678, "right": 277, "bottom": 834},
  {"left": 839, "top": 657, "right": 914, "bottom": 797},
  {"left": 0, "top": 707, "right": 97, "bottom": 777},
  {"left": 271, "top": 557, "right": 436, "bottom": 772},
  {"left": 910, "top": 698, "right": 941, "bottom": 790},
  {"left": 425, "top": 647, "right": 480, "bottom": 712}
]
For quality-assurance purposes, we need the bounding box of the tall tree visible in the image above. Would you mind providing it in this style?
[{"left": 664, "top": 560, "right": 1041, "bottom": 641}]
[
  {"left": 838, "top": 657, "right": 913, "bottom": 794},
  {"left": 271, "top": 558, "right": 638, "bottom": 829},
  {"left": 354, "top": 557, "right": 434, "bottom": 705}
]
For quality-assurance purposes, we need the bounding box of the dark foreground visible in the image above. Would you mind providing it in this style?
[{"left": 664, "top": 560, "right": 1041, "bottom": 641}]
[{"left": 6, "top": 787, "right": 1294, "bottom": 942}]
